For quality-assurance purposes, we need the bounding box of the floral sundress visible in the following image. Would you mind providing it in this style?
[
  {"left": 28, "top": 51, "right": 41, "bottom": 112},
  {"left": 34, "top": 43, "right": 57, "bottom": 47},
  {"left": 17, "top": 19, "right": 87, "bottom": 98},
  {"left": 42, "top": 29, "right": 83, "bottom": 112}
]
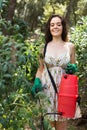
[{"left": 41, "top": 44, "right": 81, "bottom": 121}]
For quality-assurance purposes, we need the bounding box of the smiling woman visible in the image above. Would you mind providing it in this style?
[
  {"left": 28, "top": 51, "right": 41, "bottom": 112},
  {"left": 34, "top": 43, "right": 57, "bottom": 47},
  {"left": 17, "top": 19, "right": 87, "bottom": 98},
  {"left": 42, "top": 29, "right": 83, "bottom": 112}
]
[
  {"left": 50, "top": 17, "right": 63, "bottom": 38},
  {"left": 31, "top": 14, "right": 81, "bottom": 130}
]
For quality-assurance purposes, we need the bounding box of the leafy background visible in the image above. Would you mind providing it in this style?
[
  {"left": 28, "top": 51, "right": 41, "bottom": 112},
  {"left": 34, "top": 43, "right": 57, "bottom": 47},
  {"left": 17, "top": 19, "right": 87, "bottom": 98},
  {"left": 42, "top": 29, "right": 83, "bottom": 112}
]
[{"left": 0, "top": 0, "right": 87, "bottom": 130}]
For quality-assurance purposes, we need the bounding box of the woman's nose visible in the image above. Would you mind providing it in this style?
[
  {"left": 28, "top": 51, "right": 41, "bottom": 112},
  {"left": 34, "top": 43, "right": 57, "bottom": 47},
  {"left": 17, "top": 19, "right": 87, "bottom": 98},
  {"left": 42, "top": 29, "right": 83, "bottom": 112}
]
[{"left": 54, "top": 24, "right": 58, "bottom": 28}]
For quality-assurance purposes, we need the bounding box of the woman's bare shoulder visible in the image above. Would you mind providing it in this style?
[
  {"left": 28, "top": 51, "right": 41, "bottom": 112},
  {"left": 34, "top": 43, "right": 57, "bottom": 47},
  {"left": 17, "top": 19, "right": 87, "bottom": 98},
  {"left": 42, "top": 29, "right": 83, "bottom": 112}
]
[
  {"left": 67, "top": 42, "right": 75, "bottom": 49},
  {"left": 66, "top": 42, "right": 75, "bottom": 56}
]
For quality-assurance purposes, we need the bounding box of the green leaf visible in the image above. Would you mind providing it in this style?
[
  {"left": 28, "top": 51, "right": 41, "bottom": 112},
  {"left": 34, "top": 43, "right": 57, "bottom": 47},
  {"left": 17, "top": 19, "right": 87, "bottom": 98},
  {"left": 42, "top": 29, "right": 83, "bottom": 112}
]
[
  {"left": 0, "top": 0, "right": 3, "bottom": 10},
  {"left": 3, "top": 74, "right": 12, "bottom": 78}
]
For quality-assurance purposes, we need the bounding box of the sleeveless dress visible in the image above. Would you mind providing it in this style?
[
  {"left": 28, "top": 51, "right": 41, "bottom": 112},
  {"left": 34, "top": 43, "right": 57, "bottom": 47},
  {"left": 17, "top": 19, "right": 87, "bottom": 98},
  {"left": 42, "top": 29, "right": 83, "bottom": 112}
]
[{"left": 41, "top": 44, "right": 81, "bottom": 121}]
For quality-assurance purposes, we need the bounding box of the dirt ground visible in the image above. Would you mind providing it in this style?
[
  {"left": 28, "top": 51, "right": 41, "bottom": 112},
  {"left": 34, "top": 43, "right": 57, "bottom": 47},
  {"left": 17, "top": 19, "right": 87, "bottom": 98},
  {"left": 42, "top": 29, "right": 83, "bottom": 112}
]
[
  {"left": 24, "top": 118, "right": 87, "bottom": 130},
  {"left": 68, "top": 118, "right": 87, "bottom": 130}
]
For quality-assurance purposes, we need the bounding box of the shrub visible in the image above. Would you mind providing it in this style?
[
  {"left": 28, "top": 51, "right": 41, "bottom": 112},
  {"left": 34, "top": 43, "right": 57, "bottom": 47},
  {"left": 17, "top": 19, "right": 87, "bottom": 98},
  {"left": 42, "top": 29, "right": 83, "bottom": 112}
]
[{"left": 70, "top": 16, "right": 87, "bottom": 109}]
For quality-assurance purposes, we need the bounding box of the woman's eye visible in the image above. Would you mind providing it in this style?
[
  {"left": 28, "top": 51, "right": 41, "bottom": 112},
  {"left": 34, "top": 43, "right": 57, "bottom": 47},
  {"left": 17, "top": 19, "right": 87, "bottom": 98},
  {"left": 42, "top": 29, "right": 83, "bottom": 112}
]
[
  {"left": 50, "top": 23, "right": 62, "bottom": 27},
  {"left": 50, "top": 24, "right": 54, "bottom": 27},
  {"left": 57, "top": 24, "right": 62, "bottom": 26}
]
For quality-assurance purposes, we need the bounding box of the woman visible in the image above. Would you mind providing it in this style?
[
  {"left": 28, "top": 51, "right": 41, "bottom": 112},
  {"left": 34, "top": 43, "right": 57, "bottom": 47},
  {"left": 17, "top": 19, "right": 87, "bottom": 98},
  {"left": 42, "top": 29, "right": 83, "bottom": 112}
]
[{"left": 32, "top": 14, "right": 81, "bottom": 130}]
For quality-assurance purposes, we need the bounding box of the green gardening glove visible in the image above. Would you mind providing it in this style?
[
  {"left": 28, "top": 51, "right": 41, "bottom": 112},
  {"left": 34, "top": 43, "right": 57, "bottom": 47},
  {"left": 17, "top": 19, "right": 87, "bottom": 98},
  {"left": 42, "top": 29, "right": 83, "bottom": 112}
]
[
  {"left": 31, "top": 78, "right": 42, "bottom": 96},
  {"left": 65, "top": 63, "right": 78, "bottom": 74}
]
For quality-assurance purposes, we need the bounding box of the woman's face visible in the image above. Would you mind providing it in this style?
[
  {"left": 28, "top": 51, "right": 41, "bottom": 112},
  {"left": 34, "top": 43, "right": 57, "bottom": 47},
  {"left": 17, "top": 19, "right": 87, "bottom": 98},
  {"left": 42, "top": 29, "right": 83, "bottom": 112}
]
[{"left": 50, "top": 17, "right": 63, "bottom": 38}]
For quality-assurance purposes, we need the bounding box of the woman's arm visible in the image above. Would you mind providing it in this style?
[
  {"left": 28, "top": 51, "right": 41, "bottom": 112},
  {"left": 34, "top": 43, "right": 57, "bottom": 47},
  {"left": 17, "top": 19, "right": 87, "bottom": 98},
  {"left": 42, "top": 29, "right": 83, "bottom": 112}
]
[
  {"left": 31, "top": 58, "right": 44, "bottom": 96},
  {"left": 65, "top": 43, "right": 77, "bottom": 74},
  {"left": 70, "top": 43, "right": 76, "bottom": 64},
  {"left": 36, "top": 58, "right": 44, "bottom": 79}
]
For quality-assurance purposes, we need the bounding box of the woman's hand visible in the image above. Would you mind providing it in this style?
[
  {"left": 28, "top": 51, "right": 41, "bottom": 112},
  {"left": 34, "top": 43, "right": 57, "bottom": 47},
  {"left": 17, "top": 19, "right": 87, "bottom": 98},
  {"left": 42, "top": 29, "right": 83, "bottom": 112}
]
[
  {"left": 65, "top": 63, "right": 78, "bottom": 74},
  {"left": 31, "top": 78, "right": 42, "bottom": 96}
]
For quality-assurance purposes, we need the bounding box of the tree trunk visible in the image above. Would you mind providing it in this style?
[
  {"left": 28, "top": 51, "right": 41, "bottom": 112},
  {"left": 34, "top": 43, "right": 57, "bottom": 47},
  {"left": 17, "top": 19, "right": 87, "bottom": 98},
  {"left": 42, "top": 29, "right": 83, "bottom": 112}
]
[
  {"left": 65, "top": 0, "right": 74, "bottom": 26},
  {"left": 3, "top": 0, "right": 17, "bottom": 36},
  {"left": 7, "top": 0, "right": 17, "bottom": 21},
  {"left": 6, "top": 0, "right": 17, "bottom": 63},
  {"left": 65, "top": 0, "right": 79, "bottom": 27}
]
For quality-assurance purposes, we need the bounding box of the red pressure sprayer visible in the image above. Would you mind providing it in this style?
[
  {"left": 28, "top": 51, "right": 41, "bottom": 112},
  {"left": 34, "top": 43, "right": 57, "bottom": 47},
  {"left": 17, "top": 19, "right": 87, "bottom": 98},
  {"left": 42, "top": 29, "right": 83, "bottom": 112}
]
[{"left": 58, "top": 74, "right": 78, "bottom": 118}]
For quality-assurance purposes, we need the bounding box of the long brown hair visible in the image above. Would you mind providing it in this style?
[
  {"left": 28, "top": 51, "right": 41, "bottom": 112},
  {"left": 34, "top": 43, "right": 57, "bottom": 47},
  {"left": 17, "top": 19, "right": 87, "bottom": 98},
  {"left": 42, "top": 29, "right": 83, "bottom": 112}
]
[{"left": 45, "top": 14, "right": 68, "bottom": 44}]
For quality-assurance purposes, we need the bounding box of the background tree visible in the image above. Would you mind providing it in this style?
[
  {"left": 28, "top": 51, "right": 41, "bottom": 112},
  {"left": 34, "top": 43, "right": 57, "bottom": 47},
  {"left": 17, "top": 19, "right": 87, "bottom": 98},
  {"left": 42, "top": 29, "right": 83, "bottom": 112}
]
[
  {"left": 0, "top": 0, "right": 87, "bottom": 33},
  {"left": 65, "top": 0, "right": 79, "bottom": 26},
  {"left": 7, "top": 0, "right": 17, "bottom": 21}
]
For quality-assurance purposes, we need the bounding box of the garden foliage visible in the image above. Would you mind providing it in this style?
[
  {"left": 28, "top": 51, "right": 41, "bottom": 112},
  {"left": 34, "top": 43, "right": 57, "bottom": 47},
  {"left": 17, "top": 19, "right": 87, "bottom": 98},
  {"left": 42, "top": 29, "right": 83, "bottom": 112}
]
[{"left": 0, "top": 16, "right": 87, "bottom": 129}]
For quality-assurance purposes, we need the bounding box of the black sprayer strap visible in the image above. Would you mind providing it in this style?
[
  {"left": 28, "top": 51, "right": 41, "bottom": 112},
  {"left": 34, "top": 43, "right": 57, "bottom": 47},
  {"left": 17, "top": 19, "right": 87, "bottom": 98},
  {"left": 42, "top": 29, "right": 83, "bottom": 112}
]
[
  {"left": 46, "top": 65, "right": 58, "bottom": 93},
  {"left": 44, "top": 43, "right": 57, "bottom": 93},
  {"left": 43, "top": 43, "right": 47, "bottom": 57}
]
